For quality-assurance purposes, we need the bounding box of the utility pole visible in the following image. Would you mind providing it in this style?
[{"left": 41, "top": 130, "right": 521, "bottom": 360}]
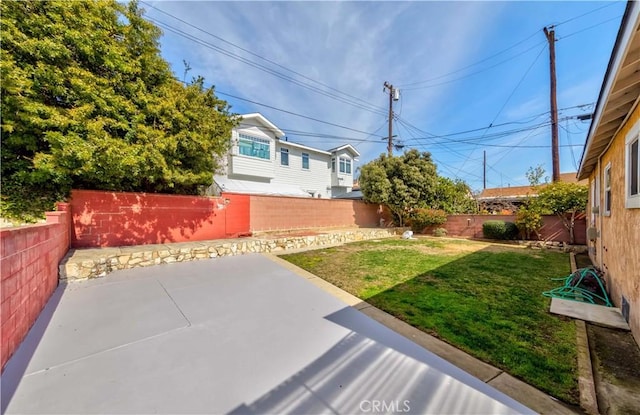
[
  {"left": 544, "top": 26, "right": 560, "bottom": 182},
  {"left": 483, "top": 150, "right": 487, "bottom": 189},
  {"left": 383, "top": 82, "right": 397, "bottom": 156}
]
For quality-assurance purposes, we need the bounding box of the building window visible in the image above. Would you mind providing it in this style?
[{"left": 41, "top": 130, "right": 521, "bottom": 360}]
[
  {"left": 331, "top": 158, "right": 336, "bottom": 173},
  {"left": 302, "top": 153, "right": 309, "bottom": 170},
  {"left": 280, "top": 148, "right": 289, "bottom": 166},
  {"left": 604, "top": 163, "right": 611, "bottom": 216},
  {"left": 627, "top": 135, "right": 640, "bottom": 208},
  {"left": 339, "top": 157, "right": 351, "bottom": 174},
  {"left": 238, "top": 134, "right": 270, "bottom": 160}
]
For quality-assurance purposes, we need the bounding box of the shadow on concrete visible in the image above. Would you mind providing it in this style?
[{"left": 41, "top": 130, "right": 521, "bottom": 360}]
[
  {"left": 1, "top": 283, "right": 66, "bottom": 413},
  {"left": 229, "top": 307, "right": 528, "bottom": 414}
]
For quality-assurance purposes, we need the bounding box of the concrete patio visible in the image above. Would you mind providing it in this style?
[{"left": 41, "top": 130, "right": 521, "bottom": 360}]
[{"left": 2, "top": 254, "right": 540, "bottom": 414}]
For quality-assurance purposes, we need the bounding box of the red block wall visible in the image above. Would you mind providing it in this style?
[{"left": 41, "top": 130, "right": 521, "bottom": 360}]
[
  {"left": 248, "top": 194, "right": 391, "bottom": 232},
  {"left": 422, "top": 213, "right": 586, "bottom": 244},
  {"left": 69, "top": 190, "right": 250, "bottom": 248},
  {"left": 1, "top": 204, "right": 70, "bottom": 371}
]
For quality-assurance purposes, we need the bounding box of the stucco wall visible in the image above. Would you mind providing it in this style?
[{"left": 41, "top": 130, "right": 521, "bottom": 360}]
[{"left": 587, "top": 105, "right": 640, "bottom": 344}]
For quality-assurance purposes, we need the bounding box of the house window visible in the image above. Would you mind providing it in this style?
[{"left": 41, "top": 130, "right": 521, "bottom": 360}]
[
  {"left": 238, "top": 134, "right": 270, "bottom": 160},
  {"left": 339, "top": 157, "right": 351, "bottom": 174},
  {"left": 302, "top": 153, "right": 309, "bottom": 170},
  {"left": 331, "top": 158, "right": 336, "bottom": 173},
  {"left": 627, "top": 135, "right": 640, "bottom": 208},
  {"left": 280, "top": 148, "right": 289, "bottom": 166},
  {"left": 604, "top": 163, "right": 611, "bottom": 215}
]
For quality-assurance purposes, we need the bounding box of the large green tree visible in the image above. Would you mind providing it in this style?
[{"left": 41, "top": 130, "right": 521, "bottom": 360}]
[
  {"left": 434, "top": 176, "right": 477, "bottom": 214},
  {"left": 1, "top": 0, "right": 237, "bottom": 220},
  {"left": 359, "top": 149, "right": 439, "bottom": 226},
  {"left": 537, "top": 181, "right": 588, "bottom": 244}
]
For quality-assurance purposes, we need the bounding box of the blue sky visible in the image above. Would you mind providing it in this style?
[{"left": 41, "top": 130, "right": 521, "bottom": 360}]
[{"left": 142, "top": 0, "right": 626, "bottom": 192}]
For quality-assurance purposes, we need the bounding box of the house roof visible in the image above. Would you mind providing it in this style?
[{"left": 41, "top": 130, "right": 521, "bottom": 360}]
[
  {"left": 578, "top": 1, "right": 640, "bottom": 180},
  {"left": 214, "top": 176, "right": 311, "bottom": 197},
  {"left": 477, "top": 172, "right": 587, "bottom": 200},
  {"left": 327, "top": 144, "right": 361, "bottom": 158},
  {"left": 333, "top": 190, "right": 363, "bottom": 200},
  {"left": 276, "top": 139, "right": 331, "bottom": 155},
  {"left": 239, "top": 113, "right": 285, "bottom": 138}
]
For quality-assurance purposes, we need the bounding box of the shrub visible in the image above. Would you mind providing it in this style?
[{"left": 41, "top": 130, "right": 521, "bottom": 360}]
[
  {"left": 410, "top": 209, "right": 447, "bottom": 233},
  {"left": 516, "top": 204, "right": 543, "bottom": 240},
  {"left": 483, "top": 220, "right": 519, "bottom": 240},
  {"left": 433, "top": 227, "right": 448, "bottom": 237}
]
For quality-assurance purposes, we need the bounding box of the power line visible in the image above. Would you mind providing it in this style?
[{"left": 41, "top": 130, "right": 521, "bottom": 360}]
[
  {"left": 398, "top": 30, "right": 541, "bottom": 88},
  {"left": 401, "top": 41, "right": 546, "bottom": 91},
  {"left": 400, "top": 13, "right": 622, "bottom": 91},
  {"left": 148, "top": 17, "right": 389, "bottom": 117},
  {"left": 554, "top": 2, "right": 619, "bottom": 28},
  {"left": 454, "top": 44, "right": 546, "bottom": 176}
]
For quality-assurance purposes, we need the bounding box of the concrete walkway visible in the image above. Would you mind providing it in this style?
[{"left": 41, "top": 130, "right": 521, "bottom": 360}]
[{"left": 2, "top": 254, "right": 540, "bottom": 414}]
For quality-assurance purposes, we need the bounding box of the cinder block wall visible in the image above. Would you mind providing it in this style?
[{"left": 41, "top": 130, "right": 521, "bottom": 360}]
[
  {"left": 69, "top": 190, "right": 251, "bottom": 248},
  {"left": 247, "top": 194, "right": 391, "bottom": 232},
  {"left": 1, "top": 204, "right": 70, "bottom": 371},
  {"left": 423, "top": 214, "right": 586, "bottom": 244}
]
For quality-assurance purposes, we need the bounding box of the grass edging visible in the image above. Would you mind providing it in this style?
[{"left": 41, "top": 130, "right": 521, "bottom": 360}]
[{"left": 571, "top": 252, "right": 599, "bottom": 415}]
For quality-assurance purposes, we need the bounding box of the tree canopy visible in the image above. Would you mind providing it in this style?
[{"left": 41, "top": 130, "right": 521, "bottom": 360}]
[
  {"left": 1, "top": 0, "right": 238, "bottom": 220},
  {"left": 537, "top": 181, "right": 588, "bottom": 244},
  {"left": 359, "top": 149, "right": 475, "bottom": 225}
]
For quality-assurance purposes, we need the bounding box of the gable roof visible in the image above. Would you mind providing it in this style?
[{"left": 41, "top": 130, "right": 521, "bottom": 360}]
[
  {"left": 327, "top": 144, "right": 360, "bottom": 158},
  {"left": 239, "top": 113, "right": 285, "bottom": 138},
  {"left": 578, "top": 1, "right": 640, "bottom": 180}
]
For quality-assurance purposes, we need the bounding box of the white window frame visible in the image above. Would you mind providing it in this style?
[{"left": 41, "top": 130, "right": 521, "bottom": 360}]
[
  {"left": 625, "top": 124, "right": 640, "bottom": 208},
  {"left": 280, "top": 147, "right": 289, "bottom": 166},
  {"left": 238, "top": 133, "right": 270, "bottom": 160},
  {"left": 603, "top": 162, "right": 612, "bottom": 216},
  {"left": 331, "top": 158, "right": 336, "bottom": 173},
  {"left": 339, "top": 157, "right": 351, "bottom": 174},
  {"left": 302, "top": 152, "right": 309, "bottom": 170}
]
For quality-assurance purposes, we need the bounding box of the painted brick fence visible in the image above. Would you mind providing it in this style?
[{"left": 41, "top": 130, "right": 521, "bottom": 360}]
[
  {"left": 68, "top": 190, "right": 391, "bottom": 248},
  {"left": 1, "top": 204, "right": 71, "bottom": 371},
  {"left": 422, "top": 213, "right": 587, "bottom": 244}
]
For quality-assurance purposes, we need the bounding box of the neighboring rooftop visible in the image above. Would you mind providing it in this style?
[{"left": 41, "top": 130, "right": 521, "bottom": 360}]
[{"left": 477, "top": 172, "right": 587, "bottom": 201}]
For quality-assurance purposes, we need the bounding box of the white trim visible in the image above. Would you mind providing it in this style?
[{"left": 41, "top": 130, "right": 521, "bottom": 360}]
[
  {"left": 578, "top": 2, "right": 640, "bottom": 179},
  {"left": 328, "top": 144, "right": 361, "bottom": 158},
  {"left": 626, "top": 120, "right": 640, "bottom": 208},
  {"left": 603, "top": 162, "right": 612, "bottom": 216},
  {"left": 241, "top": 113, "right": 285, "bottom": 138},
  {"left": 277, "top": 139, "right": 331, "bottom": 155}
]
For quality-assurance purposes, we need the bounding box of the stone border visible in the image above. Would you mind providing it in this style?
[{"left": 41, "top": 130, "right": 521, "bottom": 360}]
[
  {"left": 59, "top": 228, "right": 402, "bottom": 281},
  {"left": 570, "top": 252, "right": 599, "bottom": 415}
]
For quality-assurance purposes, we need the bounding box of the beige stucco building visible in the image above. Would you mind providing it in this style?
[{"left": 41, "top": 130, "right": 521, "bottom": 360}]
[{"left": 578, "top": 1, "right": 640, "bottom": 345}]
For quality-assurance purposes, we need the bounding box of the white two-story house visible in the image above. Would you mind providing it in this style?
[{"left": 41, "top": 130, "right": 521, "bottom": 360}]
[{"left": 212, "top": 113, "right": 359, "bottom": 198}]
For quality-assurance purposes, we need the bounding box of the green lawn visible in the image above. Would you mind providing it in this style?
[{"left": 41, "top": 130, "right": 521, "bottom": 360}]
[{"left": 281, "top": 237, "right": 579, "bottom": 404}]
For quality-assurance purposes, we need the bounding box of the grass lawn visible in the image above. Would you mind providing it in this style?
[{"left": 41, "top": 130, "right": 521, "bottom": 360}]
[{"left": 281, "top": 237, "right": 579, "bottom": 404}]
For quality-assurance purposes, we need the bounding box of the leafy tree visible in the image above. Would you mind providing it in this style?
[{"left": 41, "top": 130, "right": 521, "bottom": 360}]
[
  {"left": 434, "top": 176, "right": 477, "bottom": 214},
  {"left": 359, "top": 149, "right": 438, "bottom": 226},
  {"left": 515, "top": 202, "right": 543, "bottom": 240},
  {"left": 1, "top": 0, "right": 237, "bottom": 221},
  {"left": 537, "top": 182, "right": 588, "bottom": 244},
  {"left": 526, "top": 164, "right": 549, "bottom": 187}
]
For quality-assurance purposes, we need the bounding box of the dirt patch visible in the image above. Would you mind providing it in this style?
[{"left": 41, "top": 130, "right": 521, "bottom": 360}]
[
  {"left": 588, "top": 324, "right": 640, "bottom": 414},
  {"left": 575, "top": 253, "right": 593, "bottom": 269}
]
